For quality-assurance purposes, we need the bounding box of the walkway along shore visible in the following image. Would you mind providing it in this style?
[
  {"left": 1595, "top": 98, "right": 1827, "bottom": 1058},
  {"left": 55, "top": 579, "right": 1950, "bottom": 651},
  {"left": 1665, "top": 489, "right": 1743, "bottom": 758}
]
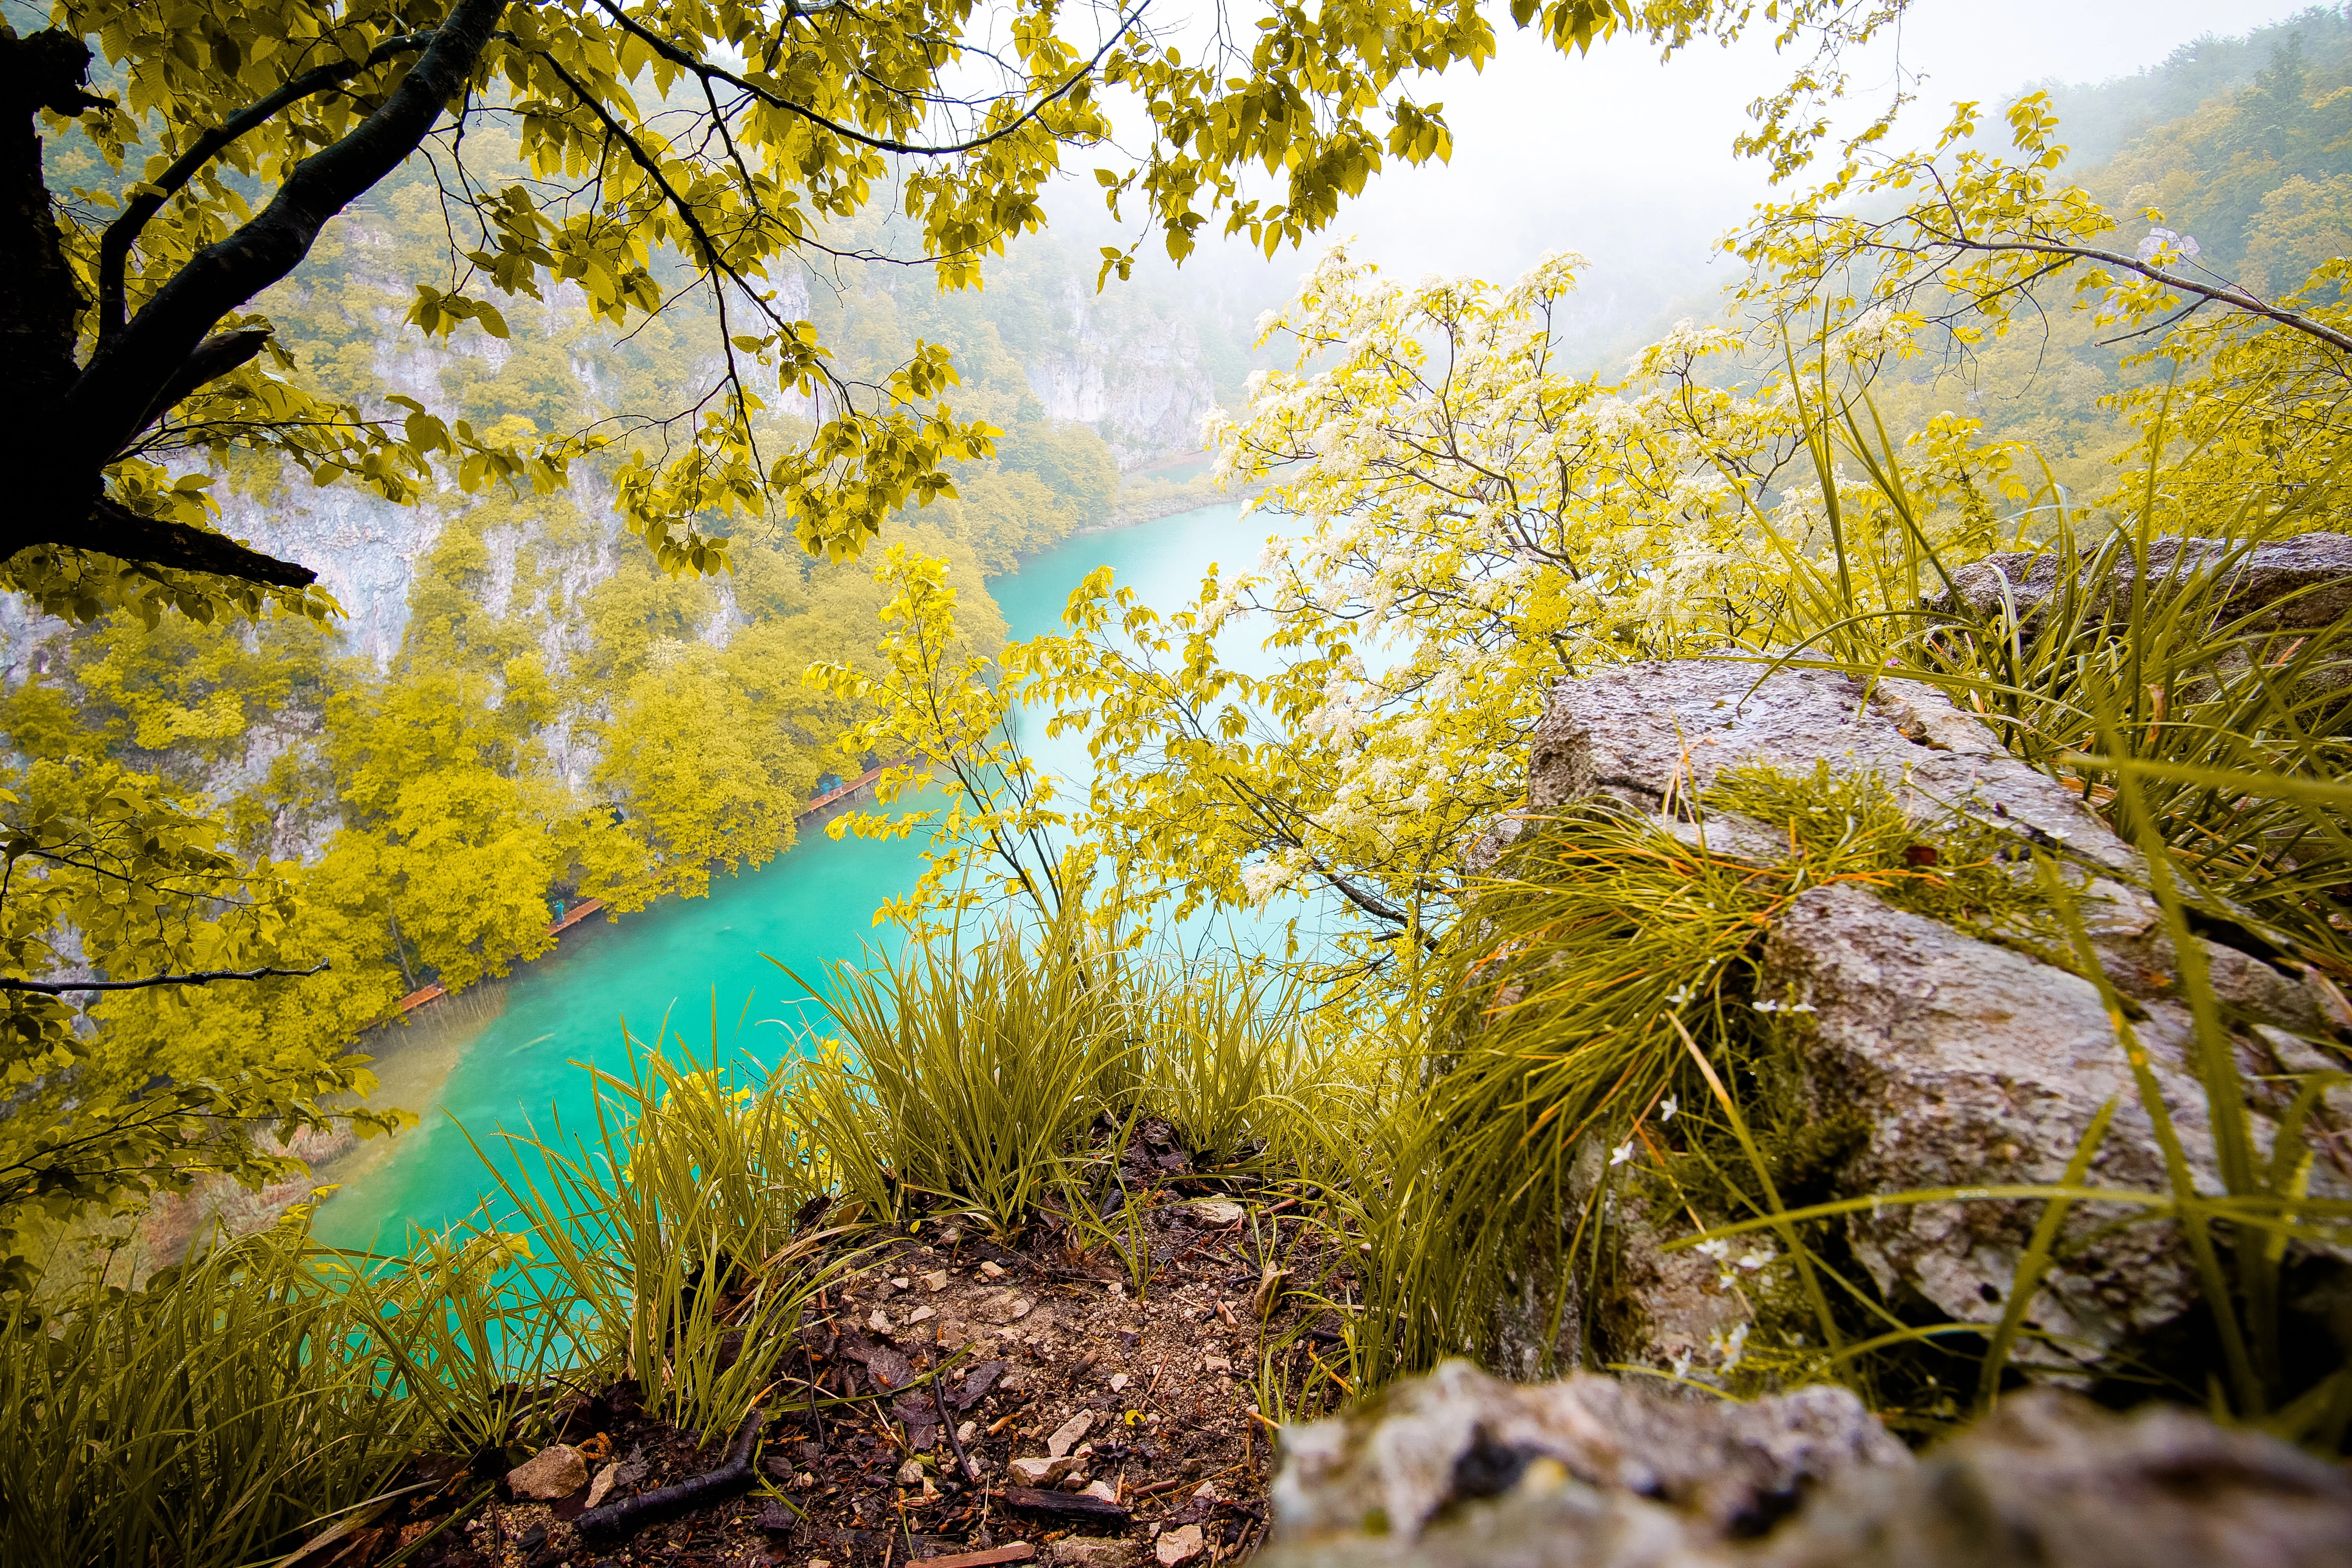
[{"left": 388, "top": 762, "right": 891, "bottom": 1016}]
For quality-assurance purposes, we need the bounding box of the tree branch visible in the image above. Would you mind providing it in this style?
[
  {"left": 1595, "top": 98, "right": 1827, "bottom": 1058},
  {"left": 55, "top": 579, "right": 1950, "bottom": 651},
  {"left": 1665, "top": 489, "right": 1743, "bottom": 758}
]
[
  {"left": 59, "top": 0, "right": 510, "bottom": 481},
  {"left": 46, "top": 494, "right": 319, "bottom": 588},
  {"left": 0, "top": 960, "right": 330, "bottom": 995},
  {"left": 1924, "top": 230, "right": 2352, "bottom": 356},
  {"left": 116, "top": 327, "right": 274, "bottom": 455},
  {"left": 586, "top": 0, "right": 1142, "bottom": 159},
  {"left": 95, "top": 31, "right": 439, "bottom": 348}
]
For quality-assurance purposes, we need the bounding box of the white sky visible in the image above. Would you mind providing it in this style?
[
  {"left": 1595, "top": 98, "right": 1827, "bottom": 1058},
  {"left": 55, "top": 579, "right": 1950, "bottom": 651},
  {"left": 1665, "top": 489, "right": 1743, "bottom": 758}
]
[{"left": 1061, "top": 0, "right": 2315, "bottom": 351}]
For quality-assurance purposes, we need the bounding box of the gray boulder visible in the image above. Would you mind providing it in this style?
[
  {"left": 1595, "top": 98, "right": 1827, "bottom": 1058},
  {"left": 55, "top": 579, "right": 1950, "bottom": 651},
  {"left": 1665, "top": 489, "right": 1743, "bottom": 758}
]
[
  {"left": 1513, "top": 659, "right": 2351, "bottom": 1379},
  {"left": 1254, "top": 1365, "right": 2352, "bottom": 1568},
  {"left": 1524, "top": 659, "right": 2134, "bottom": 875},
  {"left": 1938, "top": 530, "right": 2352, "bottom": 632},
  {"left": 1267, "top": 1361, "right": 1904, "bottom": 1556}
]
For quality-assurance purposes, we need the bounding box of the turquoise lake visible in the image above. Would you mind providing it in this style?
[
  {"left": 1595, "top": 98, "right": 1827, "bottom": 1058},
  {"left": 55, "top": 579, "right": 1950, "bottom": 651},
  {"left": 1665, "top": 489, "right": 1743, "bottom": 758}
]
[{"left": 311, "top": 502, "right": 1265, "bottom": 1249}]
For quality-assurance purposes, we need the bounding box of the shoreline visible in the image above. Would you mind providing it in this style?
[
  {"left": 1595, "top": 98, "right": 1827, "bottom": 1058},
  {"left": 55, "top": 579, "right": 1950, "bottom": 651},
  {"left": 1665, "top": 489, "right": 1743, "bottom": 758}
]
[
  {"left": 388, "top": 761, "right": 892, "bottom": 1016},
  {"left": 1098, "top": 479, "right": 1260, "bottom": 532}
]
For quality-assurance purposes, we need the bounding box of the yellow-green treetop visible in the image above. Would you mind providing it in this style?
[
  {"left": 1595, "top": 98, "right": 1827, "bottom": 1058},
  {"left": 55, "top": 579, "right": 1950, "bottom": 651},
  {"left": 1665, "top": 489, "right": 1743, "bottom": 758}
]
[{"left": 0, "top": 0, "right": 1907, "bottom": 628}]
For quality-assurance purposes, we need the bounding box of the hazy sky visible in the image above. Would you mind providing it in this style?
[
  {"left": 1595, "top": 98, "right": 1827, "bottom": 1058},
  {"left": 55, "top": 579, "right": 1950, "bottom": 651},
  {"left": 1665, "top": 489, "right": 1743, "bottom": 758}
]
[{"left": 1071, "top": 0, "right": 2316, "bottom": 351}]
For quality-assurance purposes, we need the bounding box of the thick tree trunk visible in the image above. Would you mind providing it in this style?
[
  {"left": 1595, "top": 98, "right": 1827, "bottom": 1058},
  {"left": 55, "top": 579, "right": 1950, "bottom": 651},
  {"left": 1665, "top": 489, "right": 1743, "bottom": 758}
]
[
  {"left": 0, "top": 2, "right": 510, "bottom": 590},
  {"left": 0, "top": 30, "right": 100, "bottom": 439}
]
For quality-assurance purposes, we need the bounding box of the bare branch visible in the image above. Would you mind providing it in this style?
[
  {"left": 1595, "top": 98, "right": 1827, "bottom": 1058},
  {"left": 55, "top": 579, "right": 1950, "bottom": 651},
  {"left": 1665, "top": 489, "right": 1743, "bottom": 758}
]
[{"left": 1, "top": 960, "right": 330, "bottom": 995}]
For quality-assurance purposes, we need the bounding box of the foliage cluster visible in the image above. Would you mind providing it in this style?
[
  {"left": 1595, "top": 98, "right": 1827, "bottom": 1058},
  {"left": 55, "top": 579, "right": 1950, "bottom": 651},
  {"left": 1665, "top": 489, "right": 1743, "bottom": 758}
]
[
  {"left": 0, "top": 1036, "right": 843, "bottom": 1568},
  {"left": 811, "top": 54, "right": 2352, "bottom": 1444},
  {"left": 8, "top": 15, "right": 2352, "bottom": 1566}
]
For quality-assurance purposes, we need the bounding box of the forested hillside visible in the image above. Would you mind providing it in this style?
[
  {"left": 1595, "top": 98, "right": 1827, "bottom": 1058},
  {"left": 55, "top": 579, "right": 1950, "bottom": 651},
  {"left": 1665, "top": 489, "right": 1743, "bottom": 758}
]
[
  {"left": 1865, "top": 9, "right": 2352, "bottom": 502},
  {"left": 0, "top": 103, "right": 1272, "bottom": 1274},
  {"left": 0, "top": 146, "right": 1245, "bottom": 1087}
]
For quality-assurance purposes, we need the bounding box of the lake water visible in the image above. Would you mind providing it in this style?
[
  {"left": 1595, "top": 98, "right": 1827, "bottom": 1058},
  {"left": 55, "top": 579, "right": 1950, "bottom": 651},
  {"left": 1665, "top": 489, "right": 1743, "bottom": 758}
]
[{"left": 311, "top": 502, "right": 1265, "bottom": 1249}]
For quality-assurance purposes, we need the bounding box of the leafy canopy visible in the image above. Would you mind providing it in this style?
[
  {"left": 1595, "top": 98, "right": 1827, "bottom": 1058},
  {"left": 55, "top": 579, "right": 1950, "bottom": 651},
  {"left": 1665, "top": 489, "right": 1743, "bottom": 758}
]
[{"left": 2, "top": 0, "right": 1903, "bottom": 623}]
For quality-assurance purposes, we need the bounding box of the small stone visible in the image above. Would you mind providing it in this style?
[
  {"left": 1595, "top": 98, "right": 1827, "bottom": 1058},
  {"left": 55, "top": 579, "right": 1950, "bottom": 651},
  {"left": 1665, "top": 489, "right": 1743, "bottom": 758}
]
[
  {"left": 1011, "top": 1297, "right": 1035, "bottom": 1320},
  {"left": 583, "top": 1462, "right": 618, "bottom": 1509},
  {"left": 1109, "top": 1372, "right": 1130, "bottom": 1392},
  {"left": 909, "top": 1305, "right": 936, "bottom": 1324},
  {"left": 922, "top": 1269, "right": 950, "bottom": 1292},
  {"left": 1082, "top": 1480, "right": 1120, "bottom": 1503},
  {"left": 1009, "top": 1455, "right": 1084, "bottom": 1486},
  {"left": 1154, "top": 1524, "right": 1205, "bottom": 1566},
  {"left": 897, "top": 1458, "right": 926, "bottom": 1486},
  {"left": 1183, "top": 1198, "right": 1245, "bottom": 1227},
  {"left": 869, "top": 1308, "right": 893, "bottom": 1332},
  {"left": 979, "top": 1260, "right": 1007, "bottom": 1279},
  {"left": 957, "top": 1420, "right": 978, "bottom": 1445},
  {"left": 1047, "top": 1411, "right": 1095, "bottom": 1458},
  {"left": 1190, "top": 1481, "right": 1221, "bottom": 1502},
  {"left": 1202, "top": 1356, "right": 1231, "bottom": 1373},
  {"left": 891, "top": 1276, "right": 911, "bottom": 1290},
  {"left": 1047, "top": 1541, "right": 1139, "bottom": 1567},
  {"left": 505, "top": 1443, "right": 589, "bottom": 1500}
]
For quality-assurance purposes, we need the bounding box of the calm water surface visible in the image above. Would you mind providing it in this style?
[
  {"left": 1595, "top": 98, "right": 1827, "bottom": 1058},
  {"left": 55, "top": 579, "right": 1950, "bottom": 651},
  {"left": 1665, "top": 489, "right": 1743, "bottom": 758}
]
[{"left": 312, "top": 503, "right": 1262, "bottom": 1248}]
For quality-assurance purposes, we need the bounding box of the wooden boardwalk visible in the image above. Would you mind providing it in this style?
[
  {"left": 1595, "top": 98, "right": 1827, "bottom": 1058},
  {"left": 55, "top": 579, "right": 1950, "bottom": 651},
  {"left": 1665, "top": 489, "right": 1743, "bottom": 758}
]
[{"left": 390, "top": 762, "right": 889, "bottom": 1016}]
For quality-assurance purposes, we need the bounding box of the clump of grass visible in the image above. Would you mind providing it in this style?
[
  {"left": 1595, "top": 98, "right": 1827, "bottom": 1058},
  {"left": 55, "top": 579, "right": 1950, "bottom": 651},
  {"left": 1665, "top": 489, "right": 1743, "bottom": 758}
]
[
  {"left": 785, "top": 905, "right": 1317, "bottom": 1244},
  {"left": 0, "top": 1214, "right": 426, "bottom": 1568},
  {"left": 1315, "top": 769, "right": 2027, "bottom": 1392},
  {"left": 1140, "top": 965, "right": 1304, "bottom": 1170},
  {"left": 1706, "top": 759, "right": 2065, "bottom": 948},
  {"left": 0, "top": 1012, "right": 863, "bottom": 1568},
  {"left": 785, "top": 911, "right": 1143, "bottom": 1238},
  {"left": 469, "top": 1029, "right": 842, "bottom": 1444}
]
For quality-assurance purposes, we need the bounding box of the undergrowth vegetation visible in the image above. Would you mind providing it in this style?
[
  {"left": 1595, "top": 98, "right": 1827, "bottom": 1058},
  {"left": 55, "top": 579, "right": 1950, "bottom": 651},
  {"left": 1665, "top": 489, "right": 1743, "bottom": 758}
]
[{"left": 10, "top": 49, "right": 2352, "bottom": 1568}]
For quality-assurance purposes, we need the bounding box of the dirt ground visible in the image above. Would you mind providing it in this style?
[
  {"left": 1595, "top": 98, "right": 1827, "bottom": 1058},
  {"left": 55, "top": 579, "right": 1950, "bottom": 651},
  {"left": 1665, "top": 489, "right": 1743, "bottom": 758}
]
[{"left": 336, "top": 1129, "right": 1342, "bottom": 1568}]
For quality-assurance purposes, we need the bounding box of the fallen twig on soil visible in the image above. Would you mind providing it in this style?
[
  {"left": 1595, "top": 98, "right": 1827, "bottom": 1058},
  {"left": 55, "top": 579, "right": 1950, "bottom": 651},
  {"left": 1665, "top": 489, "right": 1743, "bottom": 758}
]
[
  {"left": 995, "top": 1486, "right": 1131, "bottom": 1522},
  {"left": 575, "top": 1407, "right": 764, "bottom": 1545}
]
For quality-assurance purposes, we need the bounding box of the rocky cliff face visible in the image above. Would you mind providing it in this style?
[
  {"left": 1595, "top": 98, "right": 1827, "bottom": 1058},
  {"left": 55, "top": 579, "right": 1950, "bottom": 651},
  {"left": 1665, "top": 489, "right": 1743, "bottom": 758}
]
[
  {"left": 1025, "top": 277, "right": 1223, "bottom": 472},
  {"left": 203, "top": 255, "right": 1215, "bottom": 664}
]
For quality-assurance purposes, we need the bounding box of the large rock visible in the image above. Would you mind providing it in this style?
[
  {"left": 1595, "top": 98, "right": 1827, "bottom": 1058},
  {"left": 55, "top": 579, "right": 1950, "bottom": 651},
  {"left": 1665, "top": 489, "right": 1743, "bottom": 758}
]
[
  {"left": 1269, "top": 1361, "right": 1906, "bottom": 1550},
  {"left": 1254, "top": 1365, "right": 2352, "bottom": 1568},
  {"left": 1514, "top": 659, "right": 2352, "bottom": 1378},
  {"left": 1762, "top": 882, "right": 2216, "bottom": 1359},
  {"left": 1524, "top": 659, "right": 2132, "bottom": 874},
  {"left": 1938, "top": 531, "right": 2352, "bottom": 632}
]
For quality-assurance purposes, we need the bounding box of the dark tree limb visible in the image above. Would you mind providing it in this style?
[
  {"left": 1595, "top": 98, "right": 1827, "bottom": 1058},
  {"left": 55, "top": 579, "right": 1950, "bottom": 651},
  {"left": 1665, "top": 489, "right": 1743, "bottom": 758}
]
[
  {"left": 119, "top": 327, "right": 275, "bottom": 454},
  {"left": 0, "top": 959, "right": 329, "bottom": 995},
  {"left": 1, "top": 30, "right": 105, "bottom": 414},
  {"left": 575, "top": 1406, "right": 764, "bottom": 1544},
  {"left": 32, "top": 495, "right": 321, "bottom": 589},
  {"left": 58, "top": 0, "right": 511, "bottom": 486},
  {"left": 0, "top": 4, "right": 508, "bottom": 589},
  {"left": 95, "top": 33, "right": 438, "bottom": 347}
]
